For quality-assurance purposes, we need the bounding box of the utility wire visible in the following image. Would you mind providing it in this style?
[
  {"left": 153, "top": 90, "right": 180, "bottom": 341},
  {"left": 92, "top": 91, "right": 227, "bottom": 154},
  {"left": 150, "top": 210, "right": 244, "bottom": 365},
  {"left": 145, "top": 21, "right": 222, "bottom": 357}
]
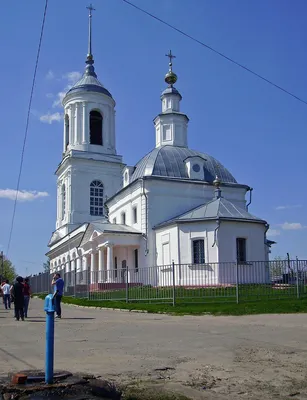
[
  {"left": 122, "top": 0, "right": 307, "bottom": 106},
  {"left": 6, "top": 0, "right": 49, "bottom": 257}
]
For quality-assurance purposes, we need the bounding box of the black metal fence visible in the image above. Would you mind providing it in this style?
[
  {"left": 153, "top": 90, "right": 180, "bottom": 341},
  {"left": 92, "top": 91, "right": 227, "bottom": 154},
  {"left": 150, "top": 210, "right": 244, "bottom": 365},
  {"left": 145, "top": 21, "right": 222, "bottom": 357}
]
[{"left": 30, "top": 259, "right": 307, "bottom": 305}]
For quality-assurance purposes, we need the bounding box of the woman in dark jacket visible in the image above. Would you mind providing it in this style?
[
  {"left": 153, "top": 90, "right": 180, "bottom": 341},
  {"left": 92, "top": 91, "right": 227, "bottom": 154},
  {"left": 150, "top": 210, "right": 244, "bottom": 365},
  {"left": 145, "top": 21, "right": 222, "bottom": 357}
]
[{"left": 11, "top": 276, "right": 25, "bottom": 321}]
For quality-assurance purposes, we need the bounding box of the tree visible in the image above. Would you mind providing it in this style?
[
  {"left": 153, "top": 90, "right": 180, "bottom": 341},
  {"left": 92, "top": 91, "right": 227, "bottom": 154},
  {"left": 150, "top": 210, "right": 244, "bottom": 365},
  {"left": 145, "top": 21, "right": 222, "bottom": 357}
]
[
  {"left": 0, "top": 253, "right": 17, "bottom": 283},
  {"left": 271, "top": 256, "right": 286, "bottom": 278},
  {"left": 43, "top": 258, "right": 50, "bottom": 273}
]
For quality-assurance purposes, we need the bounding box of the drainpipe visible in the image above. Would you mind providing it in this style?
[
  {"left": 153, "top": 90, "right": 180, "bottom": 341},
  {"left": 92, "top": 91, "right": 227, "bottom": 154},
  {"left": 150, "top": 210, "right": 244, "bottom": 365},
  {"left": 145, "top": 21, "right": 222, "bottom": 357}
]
[
  {"left": 246, "top": 187, "right": 253, "bottom": 210},
  {"left": 212, "top": 219, "right": 220, "bottom": 247},
  {"left": 142, "top": 179, "right": 149, "bottom": 256},
  {"left": 264, "top": 223, "right": 269, "bottom": 245}
]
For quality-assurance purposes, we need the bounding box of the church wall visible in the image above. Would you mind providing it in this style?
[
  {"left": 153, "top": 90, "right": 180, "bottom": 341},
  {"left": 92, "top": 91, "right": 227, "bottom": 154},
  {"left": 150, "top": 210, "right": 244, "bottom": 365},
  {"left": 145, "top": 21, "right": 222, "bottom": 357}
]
[
  {"left": 108, "top": 181, "right": 145, "bottom": 233},
  {"left": 145, "top": 179, "right": 247, "bottom": 228},
  {"left": 155, "top": 222, "right": 219, "bottom": 286},
  {"left": 178, "top": 222, "right": 218, "bottom": 265},
  {"left": 218, "top": 221, "right": 266, "bottom": 263},
  {"left": 144, "top": 179, "right": 246, "bottom": 269},
  {"left": 217, "top": 221, "right": 269, "bottom": 284},
  {"left": 108, "top": 178, "right": 249, "bottom": 270}
]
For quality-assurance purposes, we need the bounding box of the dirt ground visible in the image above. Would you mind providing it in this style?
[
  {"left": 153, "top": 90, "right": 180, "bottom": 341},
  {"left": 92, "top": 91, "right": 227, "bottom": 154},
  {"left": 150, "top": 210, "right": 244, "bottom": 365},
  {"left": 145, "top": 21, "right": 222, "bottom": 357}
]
[{"left": 1, "top": 299, "right": 307, "bottom": 399}]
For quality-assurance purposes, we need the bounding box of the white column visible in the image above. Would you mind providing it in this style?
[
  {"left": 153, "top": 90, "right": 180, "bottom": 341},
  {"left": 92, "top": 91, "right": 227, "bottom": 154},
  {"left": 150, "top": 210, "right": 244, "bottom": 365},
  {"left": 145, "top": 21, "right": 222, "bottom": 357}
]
[
  {"left": 63, "top": 116, "right": 66, "bottom": 152},
  {"left": 69, "top": 105, "right": 73, "bottom": 145},
  {"left": 75, "top": 103, "right": 79, "bottom": 144},
  {"left": 106, "top": 244, "right": 113, "bottom": 282},
  {"left": 76, "top": 257, "right": 81, "bottom": 284},
  {"left": 82, "top": 256, "right": 88, "bottom": 284},
  {"left": 98, "top": 247, "right": 105, "bottom": 283},
  {"left": 82, "top": 102, "right": 87, "bottom": 143},
  {"left": 70, "top": 258, "right": 76, "bottom": 287},
  {"left": 90, "top": 251, "right": 97, "bottom": 283}
]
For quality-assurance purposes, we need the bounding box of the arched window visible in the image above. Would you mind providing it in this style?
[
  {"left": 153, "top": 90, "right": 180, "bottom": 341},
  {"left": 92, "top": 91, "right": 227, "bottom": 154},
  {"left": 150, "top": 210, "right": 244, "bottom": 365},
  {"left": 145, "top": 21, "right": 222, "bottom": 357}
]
[
  {"left": 89, "top": 110, "right": 103, "bottom": 145},
  {"left": 90, "top": 180, "right": 104, "bottom": 216},
  {"left": 61, "top": 184, "right": 66, "bottom": 220},
  {"left": 65, "top": 114, "right": 69, "bottom": 149}
]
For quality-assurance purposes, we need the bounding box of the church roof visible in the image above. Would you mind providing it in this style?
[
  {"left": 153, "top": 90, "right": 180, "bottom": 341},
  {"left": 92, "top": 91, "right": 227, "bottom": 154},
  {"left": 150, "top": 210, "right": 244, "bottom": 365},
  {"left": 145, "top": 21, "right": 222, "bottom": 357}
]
[
  {"left": 130, "top": 145, "right": 237, "bottom": 184},
  {"left": 64, "top": 5, "right": 112, "bottom": 100},
  {"left": 80, "top": 220, "right": 142, "bottom": 245},
  {"left": 161, "top": 86, "right": 182, "bottom": 99},
  {"left": 154, "top": 197, "right": 266, "bottom": 229},
  {"left": 66, "top": 73, "right": 113, "bottom": 98}
]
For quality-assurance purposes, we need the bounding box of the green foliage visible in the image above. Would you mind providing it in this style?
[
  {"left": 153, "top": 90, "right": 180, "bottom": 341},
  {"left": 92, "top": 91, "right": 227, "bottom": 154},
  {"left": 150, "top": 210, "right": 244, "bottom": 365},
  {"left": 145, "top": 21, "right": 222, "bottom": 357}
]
[
  {"left": 271, "top": 256, "right": 287, "bottom": 277},
  {"left": 43, "top": 258, "right": 50, "bottom": 272},
  {"left": 0, "top": 255, "right": 17, "bottom": 283}
]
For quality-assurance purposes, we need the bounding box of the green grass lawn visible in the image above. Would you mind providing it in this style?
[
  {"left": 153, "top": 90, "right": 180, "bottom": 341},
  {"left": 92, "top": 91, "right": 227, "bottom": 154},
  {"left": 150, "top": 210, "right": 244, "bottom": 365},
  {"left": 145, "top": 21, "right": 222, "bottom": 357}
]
[{"left": 37, "top": 290, "right": 307, "bottom": 316}]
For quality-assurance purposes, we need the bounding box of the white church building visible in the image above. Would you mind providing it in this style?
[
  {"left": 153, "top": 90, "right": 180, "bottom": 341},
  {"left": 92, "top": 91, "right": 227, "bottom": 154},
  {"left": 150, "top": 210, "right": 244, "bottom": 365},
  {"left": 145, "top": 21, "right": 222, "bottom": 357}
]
[{"left": 47, "top": 9, "right": 274, "bottom": 290}]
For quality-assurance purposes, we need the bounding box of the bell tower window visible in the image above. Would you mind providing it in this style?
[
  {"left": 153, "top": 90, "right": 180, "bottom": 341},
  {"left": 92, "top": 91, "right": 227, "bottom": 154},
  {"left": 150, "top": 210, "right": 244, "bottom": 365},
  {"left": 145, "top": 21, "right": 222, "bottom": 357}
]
[
  {"left": 89, "top": 110, "right": 103, "bottom": 145},
  {"left": 64, "top": 114, "right": 69, "bottom": 149},
  {"left": 90, "top": 180, "right": 104, "bottom": 216}
]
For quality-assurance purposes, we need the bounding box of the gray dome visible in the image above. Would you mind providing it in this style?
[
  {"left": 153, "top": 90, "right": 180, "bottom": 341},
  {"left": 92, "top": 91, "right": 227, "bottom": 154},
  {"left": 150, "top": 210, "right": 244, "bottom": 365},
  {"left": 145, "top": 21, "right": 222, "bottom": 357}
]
[
  {"left": 66, "top": 74, "right": 113, "bottom": 98},
  {"left": 131, "top": 145, "right": 237, "bottom": 184}
]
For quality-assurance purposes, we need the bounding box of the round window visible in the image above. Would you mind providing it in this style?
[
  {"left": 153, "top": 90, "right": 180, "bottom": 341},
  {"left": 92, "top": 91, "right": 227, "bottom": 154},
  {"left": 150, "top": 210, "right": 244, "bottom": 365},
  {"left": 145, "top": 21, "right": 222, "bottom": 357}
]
[{"left": 192, "top": 164, "right": 200, "bottom": 173}]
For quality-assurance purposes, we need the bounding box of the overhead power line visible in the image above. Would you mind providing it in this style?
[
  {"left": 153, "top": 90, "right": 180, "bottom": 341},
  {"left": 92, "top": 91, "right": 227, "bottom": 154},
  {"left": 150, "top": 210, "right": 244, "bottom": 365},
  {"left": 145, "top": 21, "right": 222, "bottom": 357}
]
[
  {"left": 122, "top": 0, "right": 307, "bottom": 106},
  {"left": 6, "top": 0, "right": 49, "bottom": 257}
]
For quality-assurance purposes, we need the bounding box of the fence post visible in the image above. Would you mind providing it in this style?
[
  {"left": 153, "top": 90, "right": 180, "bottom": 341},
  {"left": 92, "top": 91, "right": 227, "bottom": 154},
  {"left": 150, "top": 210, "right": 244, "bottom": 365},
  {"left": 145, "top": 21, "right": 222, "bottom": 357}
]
[
  {"left": 126, "top": 265, "right": 129, "bottom": 303},
  {"left": 236, "top": 261, "right": 239, "bottom": 304},
  {"left": 172, "top": 261, "right": 176, "bottom": 307},
  {"left": 296, "top": 259, "right": 300, "bottom": 299}
]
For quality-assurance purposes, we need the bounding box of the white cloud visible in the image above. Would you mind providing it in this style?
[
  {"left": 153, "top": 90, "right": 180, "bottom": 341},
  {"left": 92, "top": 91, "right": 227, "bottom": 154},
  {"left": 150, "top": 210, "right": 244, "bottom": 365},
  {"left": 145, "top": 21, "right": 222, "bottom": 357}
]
[
  {"left": 52, "top": 92, "right": 66, "bottom": 108},
  {"left": 46, "top": 70, "right": 55, "bottom": 80},
  {"left": 51, "top": 71, "right": 81, "bottom": 108},
  {"left": 280, "top": 222, "right": 306, "bottom": 230},
  {"left": 40, "top": 112, "right": 63, "bottom": 124},
  {"left": 276, "top": 205, "right": 302, "bottom": 210},
  {"left": 40, "top": 71, "right": 82, "bottom": 120},
  {"left": 0, "top": 189, "right": 49, "bottom": 202},
  {"left": 63, "top": 71, "right": 82, "bottom": 84},
  {"left": 267, "top": 229, "right": 281, "bottom": 237}
]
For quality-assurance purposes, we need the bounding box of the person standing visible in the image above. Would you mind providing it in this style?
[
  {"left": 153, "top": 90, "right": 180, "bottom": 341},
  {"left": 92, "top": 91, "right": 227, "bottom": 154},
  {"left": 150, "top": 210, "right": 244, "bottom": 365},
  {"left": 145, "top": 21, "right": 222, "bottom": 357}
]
[
  {"left": 11, "top": 276, "right": 25, "bottom": 321},
  {"left": 23, "top": 277, "right": 31, "bottom": 318},
  {"left": 51, "top": 273, "right": 64, "bottom": 319},
  {"left": 2, "top": 280, "right": 11, "bottom": 310},
  {"left": 1, "top": 280, "right": 6, "bottom": 305}
]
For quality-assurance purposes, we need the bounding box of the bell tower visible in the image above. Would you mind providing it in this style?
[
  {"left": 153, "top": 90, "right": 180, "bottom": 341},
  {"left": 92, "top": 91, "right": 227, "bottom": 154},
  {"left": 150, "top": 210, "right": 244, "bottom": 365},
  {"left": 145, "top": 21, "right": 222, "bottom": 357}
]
[
  {"left": 54, "top": 4, "right": 124, "bottom": 238},
  {"left": 154, "top": 51, "right": 189, "bottom": 148}
]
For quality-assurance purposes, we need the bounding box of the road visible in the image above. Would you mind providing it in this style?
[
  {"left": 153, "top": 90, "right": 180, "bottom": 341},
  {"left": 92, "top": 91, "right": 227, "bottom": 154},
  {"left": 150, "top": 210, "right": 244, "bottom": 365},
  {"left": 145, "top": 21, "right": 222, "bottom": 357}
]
[{"left": 1, "top": 299, "right": 307, "bottom": 399}]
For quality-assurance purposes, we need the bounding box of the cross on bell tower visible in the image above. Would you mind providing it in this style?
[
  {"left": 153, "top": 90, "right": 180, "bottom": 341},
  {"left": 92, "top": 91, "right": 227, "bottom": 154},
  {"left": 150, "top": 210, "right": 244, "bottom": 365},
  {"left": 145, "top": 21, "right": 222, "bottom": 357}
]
[
  {"left": 166, "top": 50, "right": 176, "bottom": 71},
  {"left": 164, "top": 50, "right": 177, "bottom": 86},
  {"left": 86, "top": 4, "right": 96, "bottom": 63}
]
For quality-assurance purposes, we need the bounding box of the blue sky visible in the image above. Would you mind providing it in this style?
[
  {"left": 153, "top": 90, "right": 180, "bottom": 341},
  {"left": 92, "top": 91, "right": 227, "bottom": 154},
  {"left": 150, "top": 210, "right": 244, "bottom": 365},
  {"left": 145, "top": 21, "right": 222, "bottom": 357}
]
[{"left": 0, "top": 0, "right": 306, "bottom": 276}]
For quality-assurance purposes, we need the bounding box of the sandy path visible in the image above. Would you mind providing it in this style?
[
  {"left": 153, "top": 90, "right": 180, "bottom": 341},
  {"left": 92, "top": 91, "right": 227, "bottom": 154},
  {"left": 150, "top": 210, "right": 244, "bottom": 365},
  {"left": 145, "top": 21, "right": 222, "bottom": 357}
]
[{"left": 1, "top": 299, "right": 307, "bottom": 399}]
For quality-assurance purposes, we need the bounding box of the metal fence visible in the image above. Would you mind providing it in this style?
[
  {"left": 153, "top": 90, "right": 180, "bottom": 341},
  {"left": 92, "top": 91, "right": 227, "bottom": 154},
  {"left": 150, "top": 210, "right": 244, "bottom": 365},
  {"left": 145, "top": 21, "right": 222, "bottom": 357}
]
[{"left": 30, "top": 259, "right": 307, "bottom": 305}]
